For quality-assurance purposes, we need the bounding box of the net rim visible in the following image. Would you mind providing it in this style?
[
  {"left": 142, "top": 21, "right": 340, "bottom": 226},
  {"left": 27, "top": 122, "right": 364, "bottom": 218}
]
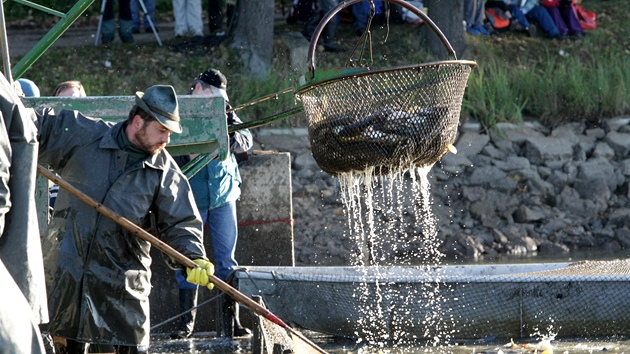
[{"left": 294, "top": 59, "right": 477, "bottom": 98}]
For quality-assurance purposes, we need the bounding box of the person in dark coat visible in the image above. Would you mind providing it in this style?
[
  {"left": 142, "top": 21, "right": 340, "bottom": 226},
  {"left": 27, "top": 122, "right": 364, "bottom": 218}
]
[
  {"left": 0, "top": 75, "right": 47, "bottom": 354},
  {"left": 0, "top": 74, "right": 215, "bottom": 353}
]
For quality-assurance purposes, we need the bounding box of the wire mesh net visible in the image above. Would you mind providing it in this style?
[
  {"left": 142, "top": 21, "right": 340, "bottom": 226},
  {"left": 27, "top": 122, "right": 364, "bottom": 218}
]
[
  {"left": 295, "top": 63, "right": 474, "bottom": 176},
  {"left": 241, "top": 260, "right": 630, "bottom": 347},
  {"left": 258, "top": 316, "right": 295, "bottom": 354}
]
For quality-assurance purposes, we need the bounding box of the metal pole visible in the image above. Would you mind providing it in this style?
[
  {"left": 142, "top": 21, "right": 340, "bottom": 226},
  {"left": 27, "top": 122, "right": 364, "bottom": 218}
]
[
  {"left": 94, "top": 0, "right": 107, "bottom": 46},
  {"left": 0, "top": 0, "right": 13, "bottom": 84},
  {"left": 137, "top": 0, "right": 162, "bottom": 46}
]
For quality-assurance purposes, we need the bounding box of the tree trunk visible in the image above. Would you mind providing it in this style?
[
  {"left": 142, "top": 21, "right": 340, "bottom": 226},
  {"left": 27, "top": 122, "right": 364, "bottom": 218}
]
[
  {"left": 231, "top": 0, "right": 275, "bottom": 79},
  {"left": 422, "top": 0, "right": 466, "bottom": 59}
]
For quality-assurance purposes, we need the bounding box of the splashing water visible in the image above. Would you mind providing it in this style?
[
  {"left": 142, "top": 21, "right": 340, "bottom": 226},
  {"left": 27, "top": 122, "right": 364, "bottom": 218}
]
[{"left": 338, "top": 165, "right": 456, "bottom": 350}]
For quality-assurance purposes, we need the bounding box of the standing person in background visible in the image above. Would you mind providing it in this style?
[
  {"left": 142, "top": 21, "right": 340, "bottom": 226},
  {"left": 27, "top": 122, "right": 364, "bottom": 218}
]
[
  {"left": 302, "top": 0, "right": 346, "bottom": 52},
  {"left": 352, "top": 0, "right": 384, "bottom": 36},
  {"left": 53, "top": 80, "right": 87, "bottom": 97},
  {"left": 100, "top": 0, "right": 134, "bottom": 43},
  {"left": 171, "top": 69, "right": 253, "bottom": 339},
  {"left": 130, "top": 0, "right": 156, "bottom": 33},
  {"left": 464, "top": 0, "right": 490, "bottom": 35},
  {"left": 172, "top": 0, "right": 204, "bottom": 37},
  {"left": 207, "top": 0, "right": 236, "bottom": 36},
  {"left": 48, "top": 81, "right": 88, "bottom": 212}
]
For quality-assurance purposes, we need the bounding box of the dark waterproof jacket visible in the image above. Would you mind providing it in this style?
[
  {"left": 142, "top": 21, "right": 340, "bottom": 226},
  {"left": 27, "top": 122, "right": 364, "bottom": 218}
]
[
  {"left": 34, "top": 108, "right": 206, "bottom": 347},
  {"left": 0, "top": 75, "right": 48, "bottom": 327},
  {"left": 0, "top": 260, "right": 46, "bottom": 353}
]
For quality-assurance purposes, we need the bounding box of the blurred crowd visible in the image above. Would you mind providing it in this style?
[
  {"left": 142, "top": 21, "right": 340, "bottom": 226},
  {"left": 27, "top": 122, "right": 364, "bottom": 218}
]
[{"left": 97, "top": 0, "right": 236, "bottom": 44}]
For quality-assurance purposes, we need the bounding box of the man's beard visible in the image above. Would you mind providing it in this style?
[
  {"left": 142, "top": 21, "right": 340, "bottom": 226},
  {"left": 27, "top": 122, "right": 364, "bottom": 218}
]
[{"left": 134, "top": 124, "right": 166, "bottom": 155}]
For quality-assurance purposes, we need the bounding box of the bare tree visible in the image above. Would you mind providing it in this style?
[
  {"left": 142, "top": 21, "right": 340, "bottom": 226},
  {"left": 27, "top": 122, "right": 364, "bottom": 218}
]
[
  {"left": 422, "top": 0, "right": 466, "bottom": 59},
  {"left": 231, "top": 0, "right": 275, "bottom": 79}
]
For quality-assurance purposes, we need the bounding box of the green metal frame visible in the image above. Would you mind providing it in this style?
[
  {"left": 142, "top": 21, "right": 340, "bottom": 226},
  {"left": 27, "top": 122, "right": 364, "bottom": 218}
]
[
  {"left": 24, "top": 95, "right": 230, "bottom": 236},
  {"left": 1, "top": 1, "right": 236, "bottom": 235},
  {"left": 2, "top": 0, "right": 96, "bottom": 79},
  {"left": 23, "top": 95, "right": 230, "bottom": 159}
]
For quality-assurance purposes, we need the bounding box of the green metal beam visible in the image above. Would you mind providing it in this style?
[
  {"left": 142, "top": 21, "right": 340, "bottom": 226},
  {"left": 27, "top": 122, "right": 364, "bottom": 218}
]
[
  {"left": 9, "top": 0, "right": 66, "bottom": 18},
  {"left": 23, "top": 95, "right": 230, "bottom": 160},
  {"left": 11, "top": 0, "right": 94, "bottom": 79},
  {"left": 25, "top": 95, "right": 230, "bottom": 237}
]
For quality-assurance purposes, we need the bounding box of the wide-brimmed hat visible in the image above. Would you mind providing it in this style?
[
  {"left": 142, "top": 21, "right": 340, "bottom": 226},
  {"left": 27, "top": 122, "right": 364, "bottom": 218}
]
[{"left": 135, "top": 85, "right": 182, "bottom": 134}]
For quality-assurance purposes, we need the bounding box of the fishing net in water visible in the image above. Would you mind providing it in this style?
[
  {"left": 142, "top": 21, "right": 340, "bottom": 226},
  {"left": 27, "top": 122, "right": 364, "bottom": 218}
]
[
  {"left": 238, "top": 259, "right": 630, "bottom": 347},
  {"left": 247, "top": 296, "right": 292, "bottom": 354},
  {"left": 294, "top": 0, "right": 476, "bottom": 176},
  {"left": 256, "top": 315, "right": 295, "bottom": 354}
]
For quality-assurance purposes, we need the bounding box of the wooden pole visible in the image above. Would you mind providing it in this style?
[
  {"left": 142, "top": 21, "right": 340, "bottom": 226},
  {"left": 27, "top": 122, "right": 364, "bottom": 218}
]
[{"left": 37, "top": 164, "right": 327, "bottom": 353}]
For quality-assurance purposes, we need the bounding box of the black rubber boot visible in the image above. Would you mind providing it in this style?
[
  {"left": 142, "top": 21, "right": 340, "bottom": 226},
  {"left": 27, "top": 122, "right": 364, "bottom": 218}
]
[
  {"left": 301, "top": 11, "right": 322, "bottom": 42},
  {"left": 232, "top": 302, "right": 252, "bottom": 337},
  {"left": 170, "top": 288, "right": 198, "bottom": 339},
  {"left": 221, "top": 294, "right": 252, "bottom": 338}
]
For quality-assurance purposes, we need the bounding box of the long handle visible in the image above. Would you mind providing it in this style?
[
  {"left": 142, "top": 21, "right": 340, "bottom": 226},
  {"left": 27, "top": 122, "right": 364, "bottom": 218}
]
[
  {"left": 228, "top": 106, "right": 304, "bottom": 133},
  {"left": 181, "top": 106, "right": 304, "bottom": 180},
  {"left": 36, "top": 164, "right": 327, "bottom": 353}
]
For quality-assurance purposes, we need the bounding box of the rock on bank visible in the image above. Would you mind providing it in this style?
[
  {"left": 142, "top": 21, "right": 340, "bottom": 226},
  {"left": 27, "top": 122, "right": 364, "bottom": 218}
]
[{"left": 252, "top": 119, "right": 630, "bottom": 266}]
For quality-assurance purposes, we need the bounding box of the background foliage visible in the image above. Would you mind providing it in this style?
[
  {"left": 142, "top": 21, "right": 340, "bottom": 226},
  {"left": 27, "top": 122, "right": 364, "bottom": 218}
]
[{"left": 4, "top": 0, "right": 627, "bottom": 130}]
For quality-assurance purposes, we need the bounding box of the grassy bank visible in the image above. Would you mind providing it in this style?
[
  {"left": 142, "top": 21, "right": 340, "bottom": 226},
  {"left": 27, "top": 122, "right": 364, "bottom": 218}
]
[
  {"left": 8, "top": 0, "right": 628, "bottom": 130},
  {"left": 463, "top": 0, "right": 630, "bottom": 129}
]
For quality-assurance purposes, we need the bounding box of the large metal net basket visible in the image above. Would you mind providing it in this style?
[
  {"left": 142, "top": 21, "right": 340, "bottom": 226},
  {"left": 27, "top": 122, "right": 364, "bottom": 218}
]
[{"left": 295, "top": 0, "right": 476, "bottom": 176}]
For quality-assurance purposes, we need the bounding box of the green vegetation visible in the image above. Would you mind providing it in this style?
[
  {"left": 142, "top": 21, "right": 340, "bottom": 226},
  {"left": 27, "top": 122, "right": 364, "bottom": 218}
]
[
  {"left": 463, "top": 0, "right": 630, "bottom": 129},
  {"left": 5, "top": 0, "right": 628, "bottom": 130}
]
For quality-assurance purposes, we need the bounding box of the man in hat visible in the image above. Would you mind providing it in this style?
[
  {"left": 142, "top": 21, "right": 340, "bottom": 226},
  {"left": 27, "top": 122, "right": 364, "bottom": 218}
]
[
  {"left": 171, "top": 68, "right": 252, "bottom": 339},
  {"left": 4, "top": 79, "right": 215, "bottom": 353}
]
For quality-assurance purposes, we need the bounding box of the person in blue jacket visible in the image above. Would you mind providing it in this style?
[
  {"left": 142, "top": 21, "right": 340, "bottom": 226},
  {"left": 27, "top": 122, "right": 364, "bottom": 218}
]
[{"left": 172, "top": 69, "right": 253, "bottom": 339}]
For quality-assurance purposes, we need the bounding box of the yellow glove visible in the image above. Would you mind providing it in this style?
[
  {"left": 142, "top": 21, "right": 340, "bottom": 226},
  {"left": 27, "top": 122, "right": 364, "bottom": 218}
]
[{"left": 186, "top": 259, "right": 215, "bottom": 290}]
